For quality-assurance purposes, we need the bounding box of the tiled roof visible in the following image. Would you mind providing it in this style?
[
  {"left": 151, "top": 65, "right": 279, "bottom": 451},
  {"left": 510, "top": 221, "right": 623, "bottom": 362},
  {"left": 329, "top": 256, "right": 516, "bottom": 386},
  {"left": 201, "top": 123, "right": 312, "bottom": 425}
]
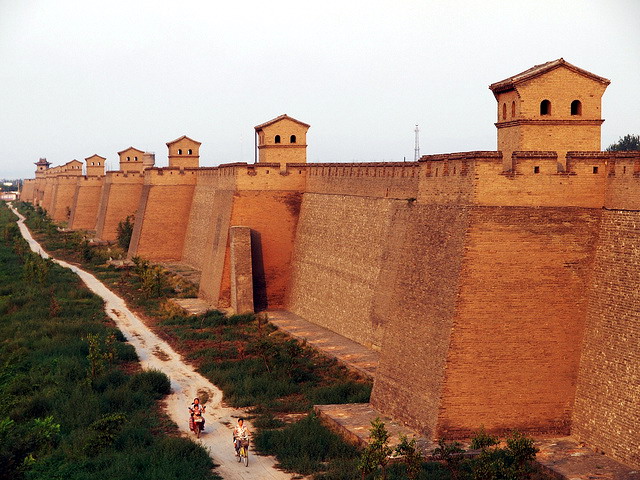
[
  {"left": 254, "top": 114, "right": 310, "bottom": 130},
  {"left": 489, "top": 58, "right": 610, "bottom": 92},
  {"left": 166, "top": 135, "right": 201, "bottom": 146},
  {"left": 117, "top": 146, "right": 146, "bottom": 156}
]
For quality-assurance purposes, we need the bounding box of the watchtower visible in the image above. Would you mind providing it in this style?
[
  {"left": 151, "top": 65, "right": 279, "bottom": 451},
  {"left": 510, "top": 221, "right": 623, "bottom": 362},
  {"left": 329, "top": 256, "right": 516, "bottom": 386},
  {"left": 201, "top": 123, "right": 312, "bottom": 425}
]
[
  {"left": 489, "top": 58, "right": 610, "bottom": 170},
  {"left": 34, "top": 158, "right": 51, "bottom": 178},
  {"left": 254, "top": 114, "right": 310, "bottom": 165},
  {"left": 117, "top": 147, "right": 146, "bottom": 173},
  {"left": 167, "top": 135, "right": 200, "bottom": 169},
  {"left": 85, "top": 154, "right": 106, "bottom": 177}
]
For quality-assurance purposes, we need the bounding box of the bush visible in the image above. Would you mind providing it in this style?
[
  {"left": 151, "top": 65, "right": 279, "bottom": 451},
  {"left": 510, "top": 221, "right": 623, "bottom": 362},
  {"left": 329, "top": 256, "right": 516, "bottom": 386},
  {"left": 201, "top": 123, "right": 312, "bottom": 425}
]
[
  {"left": 129, "top": 370, "right": 172, "bottom": 396},
  {"left": 254, "top": 413, "right": 357, "bottom": 475}
]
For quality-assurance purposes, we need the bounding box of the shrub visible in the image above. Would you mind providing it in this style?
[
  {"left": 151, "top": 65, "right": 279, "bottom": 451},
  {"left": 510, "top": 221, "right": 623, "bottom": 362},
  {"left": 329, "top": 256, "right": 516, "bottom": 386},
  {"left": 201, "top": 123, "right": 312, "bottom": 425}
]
[
  {"left": 254, "top": 413, "right": 357, "bottom": 475},
  {"left": 129, "top": 370, "right": 172, "bottom": 396}
]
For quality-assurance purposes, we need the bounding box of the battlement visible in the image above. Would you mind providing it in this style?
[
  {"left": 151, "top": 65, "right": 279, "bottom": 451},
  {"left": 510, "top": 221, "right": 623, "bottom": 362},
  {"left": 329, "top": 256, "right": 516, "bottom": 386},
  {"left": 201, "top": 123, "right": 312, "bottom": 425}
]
[{"left": 306, "top": 161, "right": 420, "bottom": 198}]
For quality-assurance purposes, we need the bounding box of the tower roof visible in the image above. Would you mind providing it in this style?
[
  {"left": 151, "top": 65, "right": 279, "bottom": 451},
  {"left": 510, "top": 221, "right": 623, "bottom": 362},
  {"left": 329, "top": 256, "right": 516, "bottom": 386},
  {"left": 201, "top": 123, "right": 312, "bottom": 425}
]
[
  {"left": 166, "top": 135, "right": 201, "bottom": 147},
  {"left": 254, "top": 114, "right": 310, "bottom": 131},
  {"left": 117, "top": 146, "right": 145, "bottom": 156},
  {"left": 489, "top": 58, "right": 610, "bottom": 94},
  {"left": 85, "top": 154, "right": 106, "bottom": 162},
  {"left": 34, "top": 157, "right": 51, "bottom": 166}
]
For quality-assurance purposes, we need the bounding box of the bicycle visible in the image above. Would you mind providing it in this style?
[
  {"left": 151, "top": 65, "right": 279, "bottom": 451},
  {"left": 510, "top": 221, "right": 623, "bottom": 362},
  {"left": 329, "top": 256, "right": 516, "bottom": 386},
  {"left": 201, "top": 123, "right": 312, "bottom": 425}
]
[{"left": 235, "top": 437, "right": 249, "bottom": 467}]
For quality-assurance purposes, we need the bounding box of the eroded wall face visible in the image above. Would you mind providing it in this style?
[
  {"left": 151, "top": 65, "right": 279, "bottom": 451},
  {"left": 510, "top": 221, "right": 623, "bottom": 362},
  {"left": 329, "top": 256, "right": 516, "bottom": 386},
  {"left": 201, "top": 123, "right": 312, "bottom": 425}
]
[
  {"left": 287, "top": 193, "right": 396, "bottom": 349},
  {"left": 436, "top": 207, "right": 600, "bottom": 438},
  {"left": 182, "top": 175, "right": 231, "bottom": 271},
  {"left": 572, "top": 209, "right": 640, "bottom": 468},
  {"left": 370, "top": 204, "right": 470, "bottom": 436},
  {"left": 197, "top": 190, "right": 234, "bottom": 305},
  {"left": 95, "top": 179, "right": 144, "bottom": 242},
  {"left": 51, "top": 178, "right": 79, "bottom": 223},
  {"left": 68, "top": 179, "right": 103, "bottom": 230},
  {"left": 128, "top": 183, "right": 196, "bottom": 261}
]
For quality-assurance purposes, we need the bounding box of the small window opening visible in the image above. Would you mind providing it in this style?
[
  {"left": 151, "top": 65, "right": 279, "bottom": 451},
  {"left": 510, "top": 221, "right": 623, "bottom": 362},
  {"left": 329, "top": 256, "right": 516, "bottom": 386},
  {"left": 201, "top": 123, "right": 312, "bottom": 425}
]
[
  {"left": 571, "top": 100, "right": 582, "bottom": 116},
  {"left": 266, "top": 170, "right": 270, "bottom": 174},
  {"left": 178, "top": 149, "right": 182, "bottom": 155},
  {"left": 592, "top": 166, "right": 599, "bottom": 174},
  {"left": 91, "top": 162, "right": 94, "bottom": 166},
  {"left": 274, "top": 135, "right": 281, "bottom": 144},
  {"left": 127, "top": 156, "right": 130, "bottom": 161},
  {"left": 540, "top": 100, "right": 551, "bottom": 115},
  {"left": 134, "top": 156, "right": 138, "bottom": 161},
  {"left": 453, "top": 166, "right": 457, "bottom": 175},
  {"left": 623, "top": 166, "right": 627, "bottom": 174},
  {"left": 534, "top": 166, "right": 540, "bottom": 174},
  {"left": 435, "top": 168, "right": 439, "bottom": 177},
  {"left": 511, "top": 101, "right": 515, "bottom": 117},
  {"left": 502, "top": 103, "right": 507, "bottom": 120},
  {"left": 290, "top": 135, "right": 296, "bottom": 143},
  {"left": 188, "top": 149, "right": 192, "bottom": 155}
]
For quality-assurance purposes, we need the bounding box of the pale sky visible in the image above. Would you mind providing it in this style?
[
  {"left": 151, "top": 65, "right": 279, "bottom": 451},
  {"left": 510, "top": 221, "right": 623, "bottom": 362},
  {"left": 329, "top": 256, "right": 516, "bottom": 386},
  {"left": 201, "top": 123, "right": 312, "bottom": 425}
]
[{"left": 1, "top": 0, "right": 639, "bottom": 178}]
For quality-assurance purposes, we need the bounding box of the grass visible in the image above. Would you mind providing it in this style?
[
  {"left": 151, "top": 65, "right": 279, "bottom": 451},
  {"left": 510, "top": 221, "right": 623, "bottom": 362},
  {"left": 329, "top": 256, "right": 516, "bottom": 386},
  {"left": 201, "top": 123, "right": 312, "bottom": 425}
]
[{"left": 0, "top": 202, "right": 220, "bottom": 480}]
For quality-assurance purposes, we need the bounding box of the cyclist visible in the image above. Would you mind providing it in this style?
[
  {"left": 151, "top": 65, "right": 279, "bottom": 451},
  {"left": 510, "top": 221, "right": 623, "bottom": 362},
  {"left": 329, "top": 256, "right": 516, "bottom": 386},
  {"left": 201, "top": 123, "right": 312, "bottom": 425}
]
[{"left": 232, "top": 418, "right": 250, "bottom": 456}]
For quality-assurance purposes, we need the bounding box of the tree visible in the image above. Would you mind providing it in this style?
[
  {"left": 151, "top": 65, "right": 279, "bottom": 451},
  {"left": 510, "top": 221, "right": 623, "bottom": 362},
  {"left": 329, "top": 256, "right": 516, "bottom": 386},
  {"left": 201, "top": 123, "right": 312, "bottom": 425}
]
[
  {"left": 116, "top": 215, "right": 135, "bottom": 250},
  {"left": 394, "top": 434, "right": 424, "bottom": 479},
  {"left": 606, "top": 134, "right": 640, "bottom": 151},
  {"left": 359, "top": 418, "right": 392, "bottom": 480}
]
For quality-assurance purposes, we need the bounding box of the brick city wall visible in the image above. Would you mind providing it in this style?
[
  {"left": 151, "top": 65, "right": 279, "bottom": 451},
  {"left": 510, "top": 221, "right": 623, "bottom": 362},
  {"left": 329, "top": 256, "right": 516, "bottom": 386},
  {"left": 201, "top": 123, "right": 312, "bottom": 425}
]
[
  {"left": 94, "top": 172, "right": 145, "bottom": 242},
  {"left": 572, "top": 209, "right": 640, "bottom": 468},
  {"left": 128, "top": 168, "right": 197, "bottom": 261},
  {"left": 306, "top": 162, "right": 420, "bottom": 199},
  {"left": 189, "top": 163, "right": 305, "bottom": 308},
  {"left": 68, "top": 176, "right": 104, "bottom": 230},
  {"left": 370, "top": 203, "right": 471, "bottom": 435},
  {"left": 436, "top": 206, "right": 600, "bottom": 438},
  {"left": 21, "top": 180, "right": 35, "bottom": 202},
  {"left": 603, "top": 151, "right": 640, "bottom": 209},
  {"left": 50, "top": 176, "right": 81, "bottom": 223},
  {"left": 287, "top": 193, "right": 398, "bottom": 349}
]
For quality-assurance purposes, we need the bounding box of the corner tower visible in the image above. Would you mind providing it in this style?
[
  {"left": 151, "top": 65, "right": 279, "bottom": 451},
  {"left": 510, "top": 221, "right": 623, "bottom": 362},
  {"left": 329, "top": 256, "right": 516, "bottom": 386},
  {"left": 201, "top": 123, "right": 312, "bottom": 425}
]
[
  {"left": 489, "top": 58, "right": 610, "bottom": 170},
  {"left": 34, "top": 157, "right": 51, "bottom": 178},
  {"left": 167, "top": 135, "right": 200, "bottom": 169},
  {"left": 255, "top": 114, "right": 310, "bottom": 165}
]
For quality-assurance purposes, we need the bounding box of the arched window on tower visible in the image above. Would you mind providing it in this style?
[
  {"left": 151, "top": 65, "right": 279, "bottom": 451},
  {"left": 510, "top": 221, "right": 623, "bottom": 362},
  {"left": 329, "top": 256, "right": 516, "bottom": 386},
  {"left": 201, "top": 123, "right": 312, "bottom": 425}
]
[
  {"left": 178, "top": 149, "right": 182, "bottom": 155},
  {"left": 502, "top": 103, "right": 507, "bottom": 120},
  {"left": 511, "top": 101, "right": 516, "bottom": 117},
  {"left": 188, "top": 149, "right": 192, "bottom": 155},
  {"left": 571, "top": 100, "right": 582, "bottom": 116},
  {"left": 540, "top": 100, "right": 551, "bottom": 115},
  {"left": 290, "top": 135, "right": 297, "bottom": 143},
  {"left": 275, "top": 135, "right": 281, "bottom": 144}
]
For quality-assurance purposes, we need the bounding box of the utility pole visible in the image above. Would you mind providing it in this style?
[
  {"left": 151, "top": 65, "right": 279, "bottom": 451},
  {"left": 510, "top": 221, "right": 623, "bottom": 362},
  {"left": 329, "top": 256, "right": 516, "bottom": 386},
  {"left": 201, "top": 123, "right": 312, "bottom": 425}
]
[{"left": 414, "top": 124, "right": 420, "bottom": 161}]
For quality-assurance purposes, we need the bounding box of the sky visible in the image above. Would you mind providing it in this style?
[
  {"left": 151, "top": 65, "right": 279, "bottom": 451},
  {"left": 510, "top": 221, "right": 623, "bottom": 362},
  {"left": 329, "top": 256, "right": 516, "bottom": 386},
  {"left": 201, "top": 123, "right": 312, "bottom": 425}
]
[{"left": 1, "top": 0, "right": 639, "bottom": 178}]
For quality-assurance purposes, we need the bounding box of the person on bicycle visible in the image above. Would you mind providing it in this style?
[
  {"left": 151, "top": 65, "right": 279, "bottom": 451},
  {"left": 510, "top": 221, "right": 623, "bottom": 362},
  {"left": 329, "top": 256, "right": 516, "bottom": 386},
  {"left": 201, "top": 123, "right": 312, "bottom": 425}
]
[
  {"left": 189, "top": 397, "right": 206, "bottom": 431},
  {"left": 232, "top": 418, "right": 249, "bottom": 455}
]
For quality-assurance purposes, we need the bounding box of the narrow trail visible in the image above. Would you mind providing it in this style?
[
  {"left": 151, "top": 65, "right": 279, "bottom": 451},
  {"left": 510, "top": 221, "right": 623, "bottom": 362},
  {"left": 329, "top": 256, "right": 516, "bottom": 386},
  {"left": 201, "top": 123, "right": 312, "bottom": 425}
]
[{"left": 11, "top": 206, "right": 295, "bottom": 480}]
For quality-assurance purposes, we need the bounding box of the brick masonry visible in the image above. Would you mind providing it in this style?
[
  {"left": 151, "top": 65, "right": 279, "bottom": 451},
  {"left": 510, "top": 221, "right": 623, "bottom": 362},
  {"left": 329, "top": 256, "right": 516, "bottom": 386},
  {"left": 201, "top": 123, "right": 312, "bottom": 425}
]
[
  {"left": 21, "top": 61, "right": 640, "bottom": 469},
  {"left": 571, "top": 209, "right": 640, "bottom": 467}
]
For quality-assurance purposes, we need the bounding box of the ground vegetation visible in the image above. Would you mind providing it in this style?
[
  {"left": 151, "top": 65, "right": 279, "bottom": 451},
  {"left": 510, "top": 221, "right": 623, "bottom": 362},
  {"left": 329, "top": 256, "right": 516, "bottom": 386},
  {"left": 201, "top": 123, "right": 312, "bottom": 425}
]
[{"left": 0, "top": 202, "right": 219, "bottom": 480}]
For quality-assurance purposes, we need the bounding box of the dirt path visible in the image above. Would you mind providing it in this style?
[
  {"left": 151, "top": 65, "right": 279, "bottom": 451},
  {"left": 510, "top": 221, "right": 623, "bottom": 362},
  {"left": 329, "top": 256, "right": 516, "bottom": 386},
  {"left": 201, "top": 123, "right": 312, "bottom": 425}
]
[{"left": 11, "top": 206, "right": 295, "bottom": 480}]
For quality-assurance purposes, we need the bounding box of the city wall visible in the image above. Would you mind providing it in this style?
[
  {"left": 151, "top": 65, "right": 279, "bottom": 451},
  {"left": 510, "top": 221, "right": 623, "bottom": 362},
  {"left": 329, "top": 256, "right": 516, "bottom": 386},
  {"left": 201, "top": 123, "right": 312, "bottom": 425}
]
[
  {"left": 572, "top": 208, "right": 640, "bottom": 467},
  {"left": 23, "top": 150, "right": 640, "bottom": 468},
  {"left": 128, "top": 167, "right": 198, "bottom": 261},
  {"left": 94, "top": 171, "right": 145, "bottom": 242},
  {"left": 68, "top": 176, "right": 104, "bottom": 230}
]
